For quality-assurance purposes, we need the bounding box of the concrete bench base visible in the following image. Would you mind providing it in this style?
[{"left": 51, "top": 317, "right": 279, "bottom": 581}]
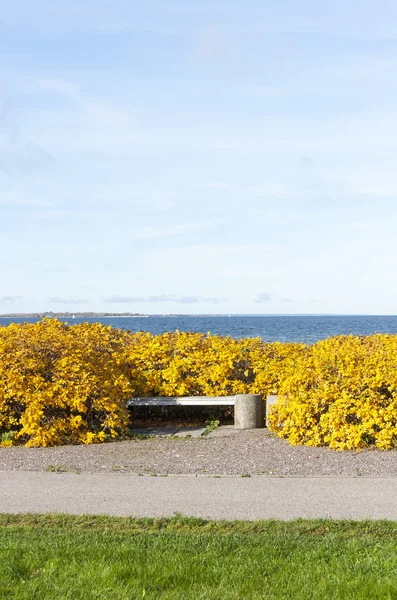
[{"left": 127, "top": 394, "right": 265, "bottom": 429}]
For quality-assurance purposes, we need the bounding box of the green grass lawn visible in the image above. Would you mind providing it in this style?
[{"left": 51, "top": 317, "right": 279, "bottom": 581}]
[{"left": 1, "top": 514, "right": 397, "bottom": 599}]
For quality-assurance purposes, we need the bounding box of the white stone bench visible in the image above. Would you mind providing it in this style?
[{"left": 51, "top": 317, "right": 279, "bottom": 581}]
[{"left": 127, "top": 394, "right": 265, "bottom": 429}]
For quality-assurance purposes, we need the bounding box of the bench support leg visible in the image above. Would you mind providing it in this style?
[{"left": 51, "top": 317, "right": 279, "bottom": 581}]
[
  {"left": 265, "top": 395, "right": 278, "bottom": 427},
  {"left": 234, "top": 394, "right": 264, "bottom": 429}
]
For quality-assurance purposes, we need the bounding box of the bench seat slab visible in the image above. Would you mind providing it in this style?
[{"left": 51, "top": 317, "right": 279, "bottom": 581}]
[{"left": 127, "top": 397, "right": 235, "bottom": 407}]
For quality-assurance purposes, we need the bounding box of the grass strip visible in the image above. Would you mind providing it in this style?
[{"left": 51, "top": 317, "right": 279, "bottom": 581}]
[
  {"left": 1, "top": 514, "right": 397, "bottom": 599},
  {"left": 1, "top": 513, "right": 397, "bottom": 536}
]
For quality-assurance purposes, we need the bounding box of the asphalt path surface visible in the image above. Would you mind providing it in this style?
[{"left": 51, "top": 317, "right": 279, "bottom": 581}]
[{"left": 1, "top": 471, "right": 397, "bottom": 520}]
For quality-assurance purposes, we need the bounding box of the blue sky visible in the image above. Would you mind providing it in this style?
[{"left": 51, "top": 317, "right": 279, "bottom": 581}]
[{"left": 2, "top": 0, "right": 397, "bottom": 314}]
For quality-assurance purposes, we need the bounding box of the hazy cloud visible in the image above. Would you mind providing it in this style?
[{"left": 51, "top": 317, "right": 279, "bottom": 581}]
[
  {"left": 130, "top": 220, "right": 225, "bottom": 241},
  {"left": 194, "top": 24, "right": 244, "bottom": 75},
  {"left": 44, "top": 267, "right": 68, "bottom": 273},
  {"left": 49, "top": 297, "right": 89, "bottom": 304},
  {"left": 103, "top": 295, "right": 140, "bottom": 303},
  {"left": 297, "top": 156, "right": 314, "bottom": 169},
  {"left": 255, "top": 293, "right": 272, "bottom": 303},
  {"left": 200, "top": 297, "right": 226, "bottom": 305},
  {"left": 0, "top": 295, "right": 22, "bottom": 304},
  {"left": 0, "top": 106, "right": 54, "bottom": 176},
  {"left": 104, "top": 294, "right": 226, "bottom": 304}
]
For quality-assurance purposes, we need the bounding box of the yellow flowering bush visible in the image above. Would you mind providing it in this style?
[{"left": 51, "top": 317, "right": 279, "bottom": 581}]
[
  {"left": 269, "top": 335, "right": 397, "bottom": 450},
  {"left": 0, "top": 319, "right": 131, "bottom": 446},
  {"left": 123, "top": 332, "right": 254, "bottom": 397},
  {"left": 121, "top": 331, "right": 303, "bottom": 398}
]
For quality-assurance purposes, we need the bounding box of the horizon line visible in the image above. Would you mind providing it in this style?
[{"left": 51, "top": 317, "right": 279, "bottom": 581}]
[{"left": 1, "top": 312, "right": 397, "bottom": 318}]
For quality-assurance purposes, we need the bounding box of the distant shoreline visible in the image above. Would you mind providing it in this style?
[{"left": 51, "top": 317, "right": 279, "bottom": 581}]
[
  {"left": 0, "top": 313, "right": 224, "bottom": 318},
  {"left": 0, "top": 313, "right": 149, "bottom": 319},
  {"left": 1, "top": 314, "right": 396, "bottom": 319}
]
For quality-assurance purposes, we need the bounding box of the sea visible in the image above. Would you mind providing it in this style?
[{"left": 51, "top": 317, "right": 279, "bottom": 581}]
[{"left": 2, "top": 315, "right": 397, "bottom": 345}]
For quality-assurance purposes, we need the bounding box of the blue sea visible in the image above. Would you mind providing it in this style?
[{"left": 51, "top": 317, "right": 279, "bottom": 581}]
[{"left": 2, "top": 315, "right": 397, "bottom": 344}]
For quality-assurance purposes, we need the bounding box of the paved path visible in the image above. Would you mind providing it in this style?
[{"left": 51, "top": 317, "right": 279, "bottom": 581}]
[{"left": 1, "top": 471, "right": 397, "bottom": 520}]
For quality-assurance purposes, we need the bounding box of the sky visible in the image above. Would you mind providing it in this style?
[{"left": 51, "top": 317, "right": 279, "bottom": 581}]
[{"left": 1, "top": 0, "right": 397, "bottom": 314}]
